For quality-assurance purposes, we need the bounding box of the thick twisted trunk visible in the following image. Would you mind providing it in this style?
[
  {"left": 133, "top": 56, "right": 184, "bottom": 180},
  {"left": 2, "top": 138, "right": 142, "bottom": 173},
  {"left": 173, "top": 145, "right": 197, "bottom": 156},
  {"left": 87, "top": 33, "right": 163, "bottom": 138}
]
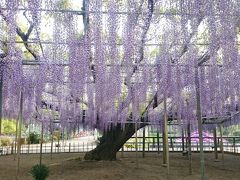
[{"left": 84, "top": 123, "right": 144, "bottom": 161}]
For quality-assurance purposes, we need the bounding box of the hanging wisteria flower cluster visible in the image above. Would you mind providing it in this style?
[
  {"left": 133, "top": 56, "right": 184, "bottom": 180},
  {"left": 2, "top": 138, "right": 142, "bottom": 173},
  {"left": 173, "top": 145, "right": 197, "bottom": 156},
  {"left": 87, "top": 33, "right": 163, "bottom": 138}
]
[{"left": 0, "top": 0, "right": 239, "bottom": 133}]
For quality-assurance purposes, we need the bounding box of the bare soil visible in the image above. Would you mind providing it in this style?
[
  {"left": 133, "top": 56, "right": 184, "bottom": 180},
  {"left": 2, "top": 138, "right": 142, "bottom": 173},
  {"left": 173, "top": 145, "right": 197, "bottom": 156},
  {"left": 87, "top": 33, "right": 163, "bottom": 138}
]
[{"left": 0, "top": 152, "right": 239, "bottom": 180}]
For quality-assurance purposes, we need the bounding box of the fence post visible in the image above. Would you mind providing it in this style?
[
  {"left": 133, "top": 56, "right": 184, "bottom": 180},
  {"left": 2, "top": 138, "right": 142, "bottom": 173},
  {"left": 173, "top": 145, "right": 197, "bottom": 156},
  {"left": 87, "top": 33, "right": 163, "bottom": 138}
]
[
  {"left": 11, "top": 142, "right": 14, "bottom": 154},
  {"left": 182, "top": 128, "right": 185, "bottom": 152},
  {"left": 233, "top": 137, "right": 236, "bottom": 154},
  {"left": 28, "top": 141, "right": 30, "bottom": 155},
  {"left": 213, "top": 127, "right": 218, "bottom": 160},
  {"left": 57, "top": 136, "right": 60, "bottom": 153},
  {"left": 157, "top": 131, "right": 160, "bottom": 154},
  {"left": 69, "top": 143, "right": 71, "bottom": 153},
  {"left": 171, "top": 137, "right": 174, "bottom": 152}
]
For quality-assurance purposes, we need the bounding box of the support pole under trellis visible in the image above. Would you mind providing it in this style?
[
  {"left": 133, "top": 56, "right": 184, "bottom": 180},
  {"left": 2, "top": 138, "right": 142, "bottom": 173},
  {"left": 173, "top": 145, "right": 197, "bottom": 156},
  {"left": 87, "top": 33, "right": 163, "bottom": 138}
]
[
  {"left": 50, "top": 109, "right": 54, "bottom": 160},
  {"left": 14, "top": 115, "right": 19, "bottom": 160},
  {"left": 135, "top": 122, "right": 139, "bottom": 168},
  {"left": 16, "top": 91, "right": 23, "bottom": 180},
  {"left": 187, "top": 123, "right": 192, "bottom": 175},
  {"left": 39, "top": 121, "right": 44, "bottom": 165},
  {"left": 162, "top": 98, "right": 169, "bottom": 174},
  {"left": 142, "top": 126, "right": 145, "bottom": 158},
  {"left": 162, "top": 131, "right": 166, "bottom": 164},
  {"left": 195, "top": 67, "right": 205, "bottom": 180},
  {"left": 50, "top": 129, "right": 54, "bottom": 160},
  {"left": 219, "top": 124, "right": 224, "bottom": 167}
]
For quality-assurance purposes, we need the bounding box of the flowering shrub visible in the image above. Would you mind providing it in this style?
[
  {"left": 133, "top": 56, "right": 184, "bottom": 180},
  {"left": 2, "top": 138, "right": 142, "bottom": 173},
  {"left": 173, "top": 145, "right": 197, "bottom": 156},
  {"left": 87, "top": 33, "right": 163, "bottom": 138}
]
[{"left": 0, "top": 136, "right": 12, "bottom": 146}]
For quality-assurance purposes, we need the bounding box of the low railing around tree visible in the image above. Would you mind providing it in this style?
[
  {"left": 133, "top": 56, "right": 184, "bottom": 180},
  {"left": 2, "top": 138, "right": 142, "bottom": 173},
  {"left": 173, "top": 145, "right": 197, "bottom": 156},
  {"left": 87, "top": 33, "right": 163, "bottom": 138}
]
[{"left": 0, "top": 136, "right": 239, "bottom": 155}]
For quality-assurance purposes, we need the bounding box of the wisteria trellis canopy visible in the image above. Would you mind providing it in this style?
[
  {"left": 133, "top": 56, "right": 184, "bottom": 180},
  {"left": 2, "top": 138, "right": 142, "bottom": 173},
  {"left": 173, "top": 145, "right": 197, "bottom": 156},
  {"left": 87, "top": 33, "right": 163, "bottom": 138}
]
[{"left": 0, "top": 0, "right": 240, "bottom": 131}]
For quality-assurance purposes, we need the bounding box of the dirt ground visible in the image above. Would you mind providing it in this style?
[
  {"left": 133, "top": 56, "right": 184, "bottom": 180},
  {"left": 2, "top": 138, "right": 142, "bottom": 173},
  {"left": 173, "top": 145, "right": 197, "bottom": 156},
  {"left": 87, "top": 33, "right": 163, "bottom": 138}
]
[{"left": 0, "top": 152, "right": 239, "bottom": 180}]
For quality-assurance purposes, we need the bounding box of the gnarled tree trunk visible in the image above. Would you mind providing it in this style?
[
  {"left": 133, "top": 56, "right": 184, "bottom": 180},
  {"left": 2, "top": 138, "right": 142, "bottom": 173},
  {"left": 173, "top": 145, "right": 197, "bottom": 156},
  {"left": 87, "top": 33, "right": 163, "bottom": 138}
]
[{"left": 84, "top": 123, "right": 145, "bottom": 161}]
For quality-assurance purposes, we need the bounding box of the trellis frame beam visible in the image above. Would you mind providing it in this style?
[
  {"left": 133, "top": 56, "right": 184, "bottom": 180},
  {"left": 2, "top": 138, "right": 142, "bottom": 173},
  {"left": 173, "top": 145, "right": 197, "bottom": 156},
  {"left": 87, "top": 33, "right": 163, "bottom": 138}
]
[{"left": 0, "top": 7, "right": 239, "bottom": 17}]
